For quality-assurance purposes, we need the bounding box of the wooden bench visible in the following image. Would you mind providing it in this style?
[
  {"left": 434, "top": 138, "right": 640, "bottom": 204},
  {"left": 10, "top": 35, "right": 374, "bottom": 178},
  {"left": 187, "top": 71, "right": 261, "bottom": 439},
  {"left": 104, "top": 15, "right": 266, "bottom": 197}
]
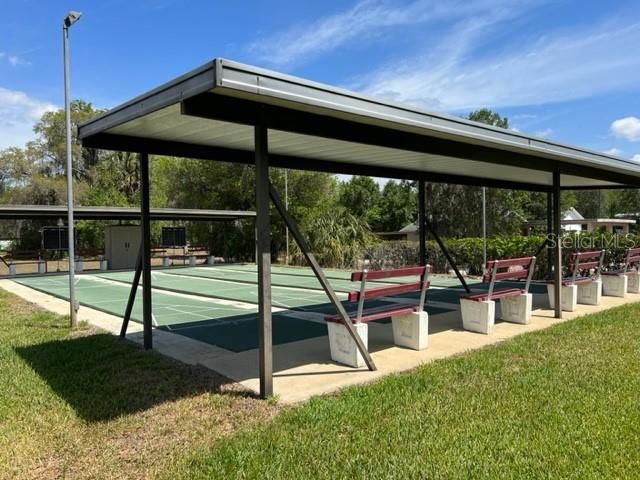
[
  {"left": 602, "top": 247, "right": 640, "bottom": 296},
  {"left": 325, "top": 266, "right": 431, "bottom": 367},
  {"left": 547, "top": 250, "right": 604, "bottom": 311},
  {"left": 460, "top": 256, "right": 536, "bottom": 334}
]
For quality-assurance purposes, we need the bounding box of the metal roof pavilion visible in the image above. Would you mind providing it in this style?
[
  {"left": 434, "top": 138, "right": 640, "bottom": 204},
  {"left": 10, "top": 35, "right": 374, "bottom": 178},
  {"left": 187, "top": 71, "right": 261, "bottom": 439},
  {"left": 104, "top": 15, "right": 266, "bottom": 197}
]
[
  {"left": 77, "top": 58, "right": 640, "bottom": 399},
  {"left": 0, "top": 205, "right": 255, "bottom": 221},
  {"left": 79, "top": 58, "right": 640, "bottom": 191}
]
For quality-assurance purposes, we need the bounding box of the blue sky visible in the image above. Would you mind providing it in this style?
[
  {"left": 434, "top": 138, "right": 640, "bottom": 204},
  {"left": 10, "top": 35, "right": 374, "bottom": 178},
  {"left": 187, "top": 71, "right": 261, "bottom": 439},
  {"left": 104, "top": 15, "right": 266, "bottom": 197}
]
[{"left": 2, "top": 0, "right": 640, "bottom": 163}]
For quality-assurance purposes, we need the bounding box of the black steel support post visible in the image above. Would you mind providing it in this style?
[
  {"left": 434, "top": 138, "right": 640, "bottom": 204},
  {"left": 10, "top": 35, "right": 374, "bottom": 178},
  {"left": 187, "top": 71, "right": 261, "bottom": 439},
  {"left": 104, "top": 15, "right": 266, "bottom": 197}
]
[
  {"left": 269, "top": 183, "right": 377, "bottom": 371},
  {"left": 424, "top": 218, "right": 471, "bottom": 293},
  {"left": 552, "top": 169, "right": 562, "bottom": 319},
  {"left": 546, "top": 192, "right": 553, "bottom": 277},
  {"left": 255, "top": 122, "right": 273, "bottom": 398},
  {"left": 418, "top": 181, "right": 426, "bottom": 267},
  {"left": 120, "top": 246, "right": 142, "bottom": 339},
  {"left": 140, "top": 152, "right": 153, "bottom": 349}
]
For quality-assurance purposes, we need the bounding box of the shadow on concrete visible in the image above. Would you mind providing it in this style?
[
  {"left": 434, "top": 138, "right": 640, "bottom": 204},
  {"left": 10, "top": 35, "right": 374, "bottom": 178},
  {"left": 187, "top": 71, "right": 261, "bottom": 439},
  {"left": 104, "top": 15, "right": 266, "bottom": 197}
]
[{"left": 14, "top": 332, "right": 250, "bottom": 422}]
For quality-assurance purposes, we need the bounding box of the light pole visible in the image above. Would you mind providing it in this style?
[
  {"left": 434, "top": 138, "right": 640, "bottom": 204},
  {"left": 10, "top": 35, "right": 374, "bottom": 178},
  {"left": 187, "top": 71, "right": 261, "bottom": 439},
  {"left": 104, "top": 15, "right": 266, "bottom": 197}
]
[{"left": 63, "top": 10, "right": 82, "bottom": 328}]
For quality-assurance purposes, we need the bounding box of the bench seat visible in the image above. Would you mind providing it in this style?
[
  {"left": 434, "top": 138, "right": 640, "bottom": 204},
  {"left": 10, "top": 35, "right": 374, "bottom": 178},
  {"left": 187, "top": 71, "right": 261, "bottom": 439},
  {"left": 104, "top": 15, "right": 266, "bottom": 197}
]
[
  {"left": 561, "top": 277, "right": 597, "bottom": 286},
  {"left": 325, "top": 304, "right": 417, "bottom": 323},
  {"left": 460, "top": 287, "right": 524, "bottom": 302}
]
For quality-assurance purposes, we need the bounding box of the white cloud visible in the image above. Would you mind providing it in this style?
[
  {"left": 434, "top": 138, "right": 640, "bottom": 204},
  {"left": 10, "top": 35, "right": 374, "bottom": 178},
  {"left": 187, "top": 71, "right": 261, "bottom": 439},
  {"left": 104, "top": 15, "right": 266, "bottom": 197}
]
[
  {"left": 249, "top": 0, "right": 540, "bottom": 66},
  {"left": 611, "top": 116, "right": 640, "bottom": 142},
  {"left": 0, "top": 51, "right": 29, "bottom": 67},
  {"left": 0, "top": 87, "right": 57, "bottom": 149},
  {"left": 633, "top": 154, "right": 640, "bottom": 162},
  {"left": 534, "top": 128, "right": 553, "bottom": 138},
  {"left": 603, "top": 147, "right": 622, "bottom": 156},
  {"left": 354, "top": 16, "right": 640, "bottom": 110}
]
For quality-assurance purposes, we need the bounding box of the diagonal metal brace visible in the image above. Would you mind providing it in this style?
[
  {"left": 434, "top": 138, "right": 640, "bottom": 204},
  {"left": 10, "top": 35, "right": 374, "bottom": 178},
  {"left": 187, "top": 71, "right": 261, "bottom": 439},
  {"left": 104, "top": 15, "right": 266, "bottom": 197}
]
[
  {"left": 119, "top": 246, "right": 143, "bottom": 339},
  {"left": 424, "top": 218, "right": 471, "bottom": 293},
  {"left": 268, "top": 182, "right": 376, "bottom": 371}
]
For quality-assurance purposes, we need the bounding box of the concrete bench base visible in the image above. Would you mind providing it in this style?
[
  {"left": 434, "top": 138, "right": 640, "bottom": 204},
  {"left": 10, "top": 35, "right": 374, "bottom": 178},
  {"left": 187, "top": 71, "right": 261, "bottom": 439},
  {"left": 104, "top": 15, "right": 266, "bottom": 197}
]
[
  {"left": 578, "top": 279, "right": 601, "bottom": 305},
  {"left": 460, "top": 298, "right": 496, "bottom": 334},
  {"left": 547, "top": 284, "right": 578, "bottom": 312},
  {"left": 327, "top": 322, "right": 368, "bottom": 368},
  {"left": 392, "top": 310, "right": 429, "bottom": 350},
  {"left": 461, "top": 293, "right": 532, "bottom": 335},
  {"left": 500, "top": 293, "right": 532, "bottom": 325},
  {"left": 602, "top": 274, "right": 627, "bottom": 298},
  {"left": 627, "top": 272, "right": 640, "bottom": 293}
]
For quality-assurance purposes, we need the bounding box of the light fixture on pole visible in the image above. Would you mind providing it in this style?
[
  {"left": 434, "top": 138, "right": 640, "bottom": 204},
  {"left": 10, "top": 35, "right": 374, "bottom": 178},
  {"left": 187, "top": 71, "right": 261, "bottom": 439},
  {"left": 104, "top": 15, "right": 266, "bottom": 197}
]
[{"left": 63, "top": 10, "right": 82, "bottom": 328}]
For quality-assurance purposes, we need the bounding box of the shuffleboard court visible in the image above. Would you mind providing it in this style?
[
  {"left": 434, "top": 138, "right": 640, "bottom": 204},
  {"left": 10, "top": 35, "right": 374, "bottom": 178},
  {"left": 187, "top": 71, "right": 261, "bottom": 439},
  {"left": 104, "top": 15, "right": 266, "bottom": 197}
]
[
  {"left": 14, "top": 275, "right": 256, "bottom": 327},
  {"left": 201, "top": 263, "right": 463, "bottom": 287},
  {"left": 96, "top": 270, "right": 345, "bottom": 309},
  {"left": 13, "top": 275, "right": 330, "bottom": 352},
  {"left": 160, "top": 266, "right": 371, "bottom": 292}
]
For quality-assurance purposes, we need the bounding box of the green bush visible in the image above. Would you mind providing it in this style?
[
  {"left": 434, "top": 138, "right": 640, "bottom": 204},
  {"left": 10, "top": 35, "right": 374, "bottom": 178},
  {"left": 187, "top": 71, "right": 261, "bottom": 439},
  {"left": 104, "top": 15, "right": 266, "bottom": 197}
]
[{"left": 359, "top": 232, "right": 640, "bottom": 277}]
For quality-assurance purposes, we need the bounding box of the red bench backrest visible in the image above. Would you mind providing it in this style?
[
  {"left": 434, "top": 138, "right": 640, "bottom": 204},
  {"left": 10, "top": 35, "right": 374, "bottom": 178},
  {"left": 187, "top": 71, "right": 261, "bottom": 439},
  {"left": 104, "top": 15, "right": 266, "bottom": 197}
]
[
  {"left": 626, "top": 247, "right": 640, "bottom": 266},
  {"left": 482, "top": 256, "right": 535, "bottom": 283},
  {"left": 348, "top": 265, "right": 431, "bottom": 302},
  {"left": 567, "top": 250, "right": 604, "bottom": 272}
]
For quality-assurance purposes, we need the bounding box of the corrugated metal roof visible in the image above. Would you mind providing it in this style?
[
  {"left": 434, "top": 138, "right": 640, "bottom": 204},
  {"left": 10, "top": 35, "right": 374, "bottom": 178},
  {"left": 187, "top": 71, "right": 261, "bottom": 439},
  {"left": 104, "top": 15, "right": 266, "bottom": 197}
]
[{"left": 78, "top": 58, "right": 640, "bottom": 190}]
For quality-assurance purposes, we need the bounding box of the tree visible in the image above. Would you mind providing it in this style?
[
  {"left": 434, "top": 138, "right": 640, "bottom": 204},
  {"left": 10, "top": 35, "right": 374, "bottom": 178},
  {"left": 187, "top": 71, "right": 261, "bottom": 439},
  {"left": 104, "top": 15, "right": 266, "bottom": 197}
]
[
  {"left": 467, "top": 108, "right": 509, "bottom": 128},
  {"left": 32, "top": 99, "right": 105, "bottom": 180},
  {"left": 378, "top": 180, "right": 416, "bottom": 232},
  {"left": 338, "top": 176, "right": 381, "bottom": 228},
  {"left": 425, "top": 109, "right": 529, "bottom": 237}
]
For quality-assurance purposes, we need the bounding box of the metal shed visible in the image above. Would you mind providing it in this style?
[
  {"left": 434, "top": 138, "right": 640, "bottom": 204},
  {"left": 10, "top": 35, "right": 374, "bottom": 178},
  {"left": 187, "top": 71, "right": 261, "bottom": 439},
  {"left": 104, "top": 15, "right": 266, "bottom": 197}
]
[{"left": 78, "top": 58, "right": 640, "bottom": 398}]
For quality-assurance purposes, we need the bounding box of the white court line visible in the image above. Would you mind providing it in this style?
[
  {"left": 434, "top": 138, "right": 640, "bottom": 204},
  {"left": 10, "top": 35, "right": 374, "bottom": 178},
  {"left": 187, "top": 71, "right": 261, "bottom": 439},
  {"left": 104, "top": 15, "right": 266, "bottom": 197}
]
[
  {"left": 158, "top": 270, "right": 347, "bottom": 297},
  {"left": 86, "top": 274, "right": 274, "bottom": 311}
]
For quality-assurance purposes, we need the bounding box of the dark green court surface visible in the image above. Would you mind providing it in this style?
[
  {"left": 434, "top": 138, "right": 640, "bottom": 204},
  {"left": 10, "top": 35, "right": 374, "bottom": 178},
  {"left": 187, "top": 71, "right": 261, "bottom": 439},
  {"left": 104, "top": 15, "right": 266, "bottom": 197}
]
[{"left": 14, "top": 265, "right": 545, "bottom": 353}]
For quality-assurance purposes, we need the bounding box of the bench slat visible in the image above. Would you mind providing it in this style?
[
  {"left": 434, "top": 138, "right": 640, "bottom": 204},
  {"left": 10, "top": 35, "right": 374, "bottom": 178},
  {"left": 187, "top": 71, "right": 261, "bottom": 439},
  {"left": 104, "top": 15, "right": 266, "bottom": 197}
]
[
  {"left": 569, "top": 260, "right": 600, "bottom": 270},
  {"left": 351, "top": 266, "right": 428, "bottom": 282},
  {"left": 326, "top": 304, "right": 417, "bottom": 323},
  {"left": 482, "top": 270, "right": 529, "bottom": 282},
  {"left": 572, "top": 250, "right": 603, "bottom": 260},
  {"left": 347, "top": 281, "right": 425, "bottom": 302},
  {"left": 486, "top": 257, "right": 534, "bottom": 269},
  {"left": 460, "top": 288, "right": 524, "bottom": 302}
]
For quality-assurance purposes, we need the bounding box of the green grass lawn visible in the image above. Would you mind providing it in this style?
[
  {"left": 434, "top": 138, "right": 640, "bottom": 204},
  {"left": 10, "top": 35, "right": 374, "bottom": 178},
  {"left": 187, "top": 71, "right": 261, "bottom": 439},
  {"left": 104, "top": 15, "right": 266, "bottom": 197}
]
[
  {"left": 3, "top": 285, "right": 640, "bottom": 479},
  {"left": 0, "top": 289, "right": 278, "bottom": 480},
  {"left": 169, "top": 304, "right": 640, "bottom": 480}
]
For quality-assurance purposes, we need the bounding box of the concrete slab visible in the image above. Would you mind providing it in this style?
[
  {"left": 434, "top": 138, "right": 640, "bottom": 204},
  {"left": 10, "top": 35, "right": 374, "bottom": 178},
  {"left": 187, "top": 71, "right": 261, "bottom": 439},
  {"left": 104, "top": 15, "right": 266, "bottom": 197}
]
[{"left": 3, "top": 279, "right": 639, "bottom": 404}]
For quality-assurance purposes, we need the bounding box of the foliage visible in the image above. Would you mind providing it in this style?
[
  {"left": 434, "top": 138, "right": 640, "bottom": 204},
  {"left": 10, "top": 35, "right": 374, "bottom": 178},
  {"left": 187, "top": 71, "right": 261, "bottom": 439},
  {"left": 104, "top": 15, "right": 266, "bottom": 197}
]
[
  {"left": 338, "top": 176, "right": 381, "bottom": 227},
  {"left": 361, "top": 235, "right": 549, "bottom": 276},
  {"left": 31, "top": 99, "right": 105, "bottom": 180},
  {"left": 378, "top": 180, "right": 416, "bottom": 232},
  {"left": 292, "top": 209, "right": 376, "bottom": 269}
]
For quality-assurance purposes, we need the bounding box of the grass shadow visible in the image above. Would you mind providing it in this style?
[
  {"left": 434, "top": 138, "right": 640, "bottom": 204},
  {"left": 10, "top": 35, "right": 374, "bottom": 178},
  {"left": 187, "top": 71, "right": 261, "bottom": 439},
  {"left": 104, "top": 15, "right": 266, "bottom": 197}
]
[{"left": 14, "top": 332, "right": 249, "bottom": 422}]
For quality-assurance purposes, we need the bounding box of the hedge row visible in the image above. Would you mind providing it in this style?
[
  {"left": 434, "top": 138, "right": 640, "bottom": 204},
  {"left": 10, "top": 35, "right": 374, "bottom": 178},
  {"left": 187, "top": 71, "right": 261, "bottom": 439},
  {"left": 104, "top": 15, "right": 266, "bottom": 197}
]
[{"left": 358, "top": 232, "right": 640, "bottom": 278}]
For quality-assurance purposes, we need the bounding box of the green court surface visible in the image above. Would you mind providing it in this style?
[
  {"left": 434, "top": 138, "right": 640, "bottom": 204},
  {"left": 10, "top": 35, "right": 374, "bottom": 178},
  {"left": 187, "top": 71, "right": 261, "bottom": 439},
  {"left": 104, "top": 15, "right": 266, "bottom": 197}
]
[
  {"left": 203, "top": 263, "right": 454, "bottom": 287},
  {"left": 159, "top": 265, "right": 375, "bottom": 292},
  {"left": 14, "top": 275, "right": 328, "bottom": 352},
  {"left": 96, "top": 270, "right": 345, "bottom": 309},
  {"left": 14, "top": 267, "right": 543, "bottom": 354}
]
